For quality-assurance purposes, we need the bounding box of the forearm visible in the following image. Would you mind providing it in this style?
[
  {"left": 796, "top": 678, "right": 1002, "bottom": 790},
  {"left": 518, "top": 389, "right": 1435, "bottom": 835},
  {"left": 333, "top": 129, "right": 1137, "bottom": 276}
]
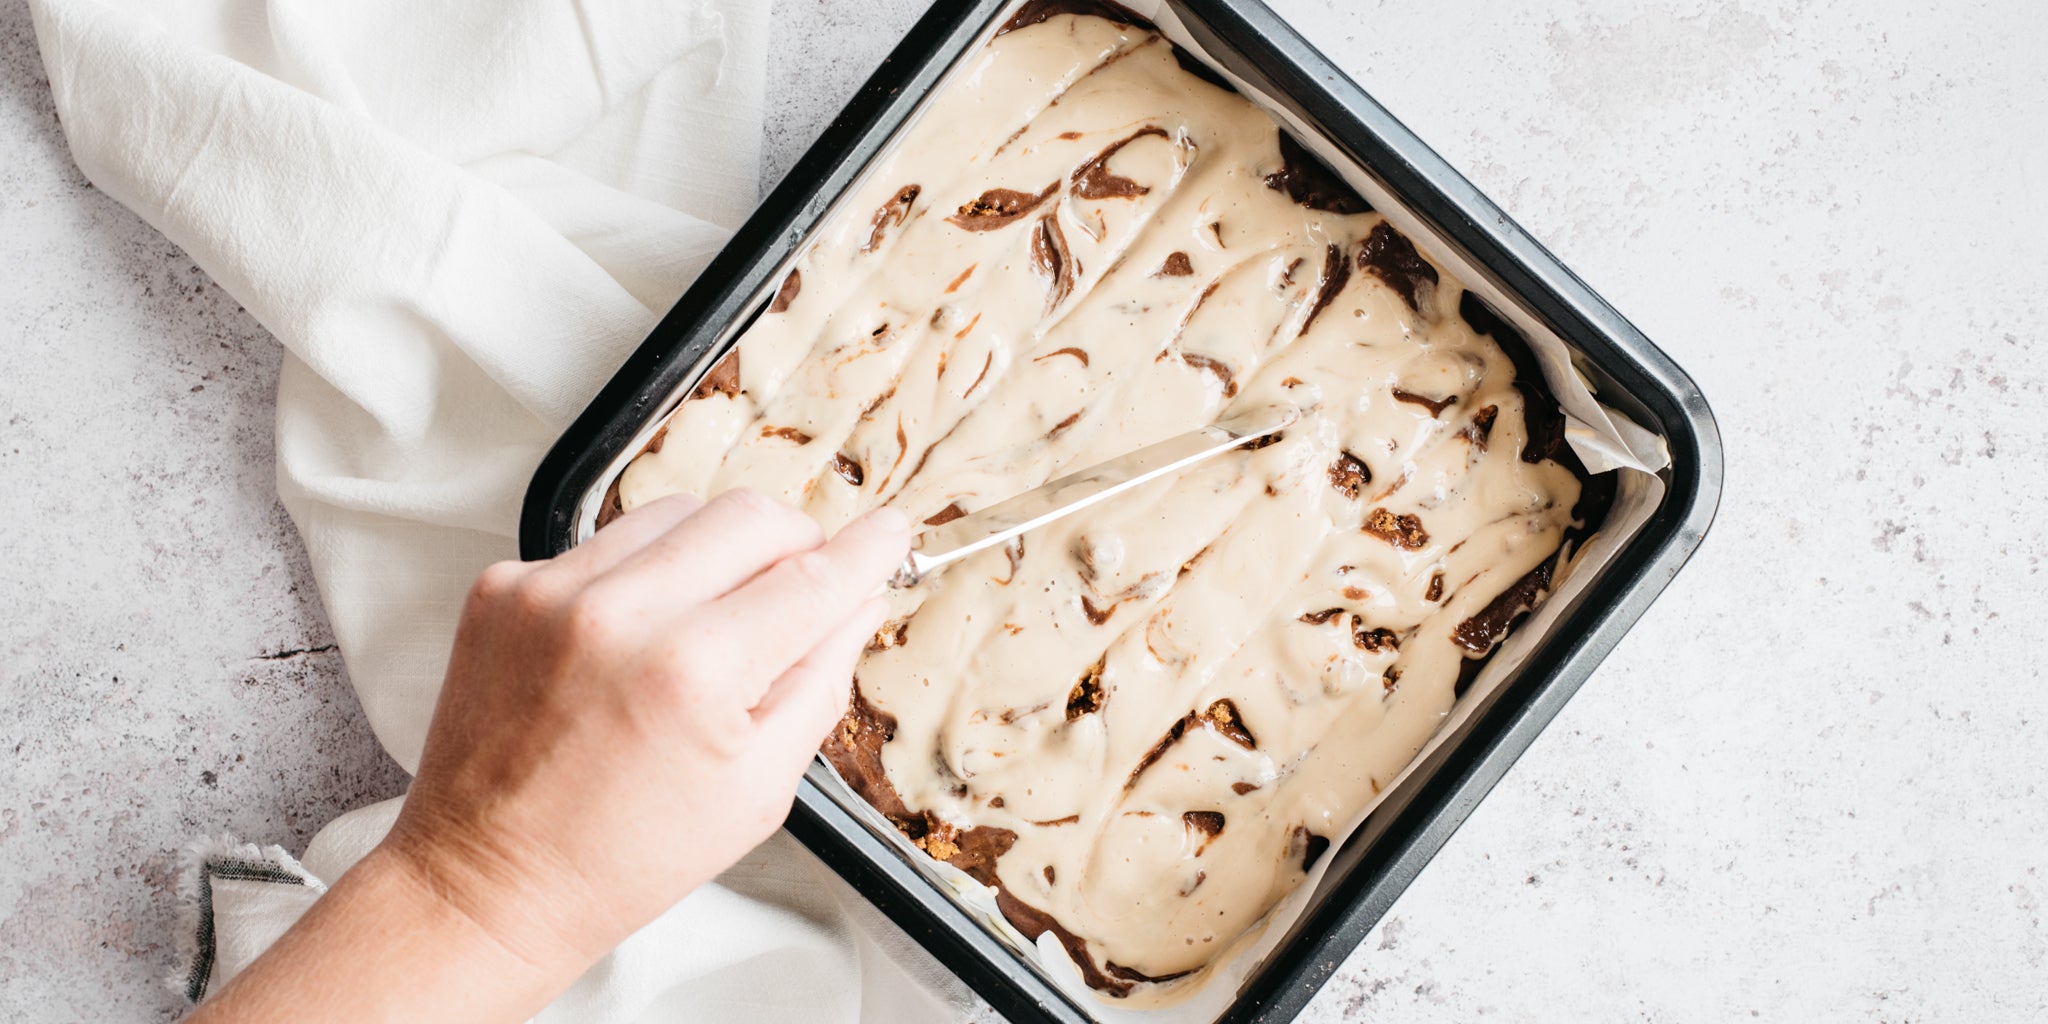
[
  {"left": 187, "top": 845, "right": 584, "bottom": 1024},
  {"left": 186, "top": 494, "right": 904, "bottom": 1021}
]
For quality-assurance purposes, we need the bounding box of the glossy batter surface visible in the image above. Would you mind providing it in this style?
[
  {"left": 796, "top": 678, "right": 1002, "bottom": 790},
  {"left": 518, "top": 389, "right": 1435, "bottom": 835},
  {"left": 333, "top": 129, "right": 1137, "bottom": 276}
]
[{"left": 614, "top": 6, "right": 1587, "bottom": 995}]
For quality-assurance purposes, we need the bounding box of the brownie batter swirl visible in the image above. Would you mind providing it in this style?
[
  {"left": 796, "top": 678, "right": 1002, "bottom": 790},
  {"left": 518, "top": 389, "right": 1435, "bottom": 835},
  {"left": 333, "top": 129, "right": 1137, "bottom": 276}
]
[{"left": 612, "top": 8, "right": 1591, "bottom": 998}]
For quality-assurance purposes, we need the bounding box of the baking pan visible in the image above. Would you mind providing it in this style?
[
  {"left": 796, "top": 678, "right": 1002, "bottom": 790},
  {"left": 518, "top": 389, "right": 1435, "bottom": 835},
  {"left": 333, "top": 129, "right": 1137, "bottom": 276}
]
[{"left": 520, "top": 1, "right": 1724, "bottom": 1021}]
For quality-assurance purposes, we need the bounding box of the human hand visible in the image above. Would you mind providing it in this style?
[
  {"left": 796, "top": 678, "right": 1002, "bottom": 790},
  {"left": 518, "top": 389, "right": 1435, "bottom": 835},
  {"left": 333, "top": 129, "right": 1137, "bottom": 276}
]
[
  {"left": 189, "top": 490, "right": 909, "bottom": 1023},
  {"left": 387, "top": 490, "right": 911, "bottom": 969}
]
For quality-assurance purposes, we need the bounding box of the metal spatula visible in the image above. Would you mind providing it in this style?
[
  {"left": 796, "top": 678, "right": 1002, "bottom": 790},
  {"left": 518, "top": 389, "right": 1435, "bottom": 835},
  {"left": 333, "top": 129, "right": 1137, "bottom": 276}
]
[{"left": 889, "top": 404, "right": 1297, "bottom": 588}]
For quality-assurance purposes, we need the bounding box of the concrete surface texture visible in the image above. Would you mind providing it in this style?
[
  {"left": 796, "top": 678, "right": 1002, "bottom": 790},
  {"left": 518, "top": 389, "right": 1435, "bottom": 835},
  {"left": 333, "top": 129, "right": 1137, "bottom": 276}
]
[{"left": 4, "top": 0, "right": 2044, "bottom": 1020}]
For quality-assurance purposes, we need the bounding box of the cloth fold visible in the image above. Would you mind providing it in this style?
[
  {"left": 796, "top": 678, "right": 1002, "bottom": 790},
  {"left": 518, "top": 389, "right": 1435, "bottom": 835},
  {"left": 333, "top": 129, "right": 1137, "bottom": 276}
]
[{"left": 30, "top": 0, "right": 967, "bottom": 1018}]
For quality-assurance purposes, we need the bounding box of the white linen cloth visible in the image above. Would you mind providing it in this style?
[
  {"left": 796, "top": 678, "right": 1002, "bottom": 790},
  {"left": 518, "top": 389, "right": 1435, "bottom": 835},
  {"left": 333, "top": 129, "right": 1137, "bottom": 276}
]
[{"left": 28, "top": 0, "right": 968, "bottom": 1018}]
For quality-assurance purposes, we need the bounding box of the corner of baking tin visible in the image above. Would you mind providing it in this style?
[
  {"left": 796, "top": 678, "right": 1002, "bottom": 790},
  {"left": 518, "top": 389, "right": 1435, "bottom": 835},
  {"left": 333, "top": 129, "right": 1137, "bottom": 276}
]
[
  {"left": 1635, "top": 333, "right": 1725, "bottom": 563},
  {"left": 518, "top": 439, "right": 580, "bottom": 562},
  {"left": 1674, "top": 382, "right": 1725, "bottom": 549}
]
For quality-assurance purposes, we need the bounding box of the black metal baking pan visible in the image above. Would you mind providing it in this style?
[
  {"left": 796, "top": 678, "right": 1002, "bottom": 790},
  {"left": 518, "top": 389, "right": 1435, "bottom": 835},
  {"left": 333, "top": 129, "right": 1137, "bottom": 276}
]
[{"left": 520, "top": 1, "right": 1724, "bottom": 1021}]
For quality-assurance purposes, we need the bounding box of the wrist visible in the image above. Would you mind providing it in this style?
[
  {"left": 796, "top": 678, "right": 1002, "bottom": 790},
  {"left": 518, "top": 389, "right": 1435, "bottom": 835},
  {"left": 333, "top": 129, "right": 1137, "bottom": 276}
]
[
  {"left": 189, "top": 842, "right": 585, "bottom": 1024},
  {"left": 321, "top": 842, "right": 583, "bottom": 1019},
  {"left": 369, "top": 827, "right": 604, "bottom": 986}
]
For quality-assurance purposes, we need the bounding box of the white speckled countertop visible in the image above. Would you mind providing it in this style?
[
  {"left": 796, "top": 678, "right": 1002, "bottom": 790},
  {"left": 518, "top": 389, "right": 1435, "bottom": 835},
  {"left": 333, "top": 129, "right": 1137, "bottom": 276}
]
[{"left": 3, "top": 1, "right": 2045, "bottom": 1021}]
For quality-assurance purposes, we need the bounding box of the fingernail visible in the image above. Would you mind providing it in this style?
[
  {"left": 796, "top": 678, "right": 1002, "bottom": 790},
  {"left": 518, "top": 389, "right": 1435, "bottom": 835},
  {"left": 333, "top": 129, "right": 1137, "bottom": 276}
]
[{"left": 865, "top": 506, "right": 912, "bottom": 536}]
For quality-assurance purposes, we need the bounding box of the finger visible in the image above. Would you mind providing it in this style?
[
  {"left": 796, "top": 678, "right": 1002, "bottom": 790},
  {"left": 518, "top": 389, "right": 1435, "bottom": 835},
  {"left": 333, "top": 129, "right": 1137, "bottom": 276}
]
[
  {"left": 592, "top": 488, "right": 828, "bottom": 609},
  {"left": 750, "top": 596, "right": 890, "bottom": 776},
  {"left": 702, "top": 508, "right": 912, "bottom": 698},
  {"left": 548, "top": 493, "right": 705, "bottom": 582}
]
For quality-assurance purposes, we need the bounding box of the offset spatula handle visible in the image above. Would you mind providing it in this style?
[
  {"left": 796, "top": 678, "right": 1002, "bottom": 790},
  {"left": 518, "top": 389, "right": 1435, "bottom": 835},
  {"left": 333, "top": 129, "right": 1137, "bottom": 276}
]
[{"left": 889, "top": 404, "right": 1298, "bottom": 588}]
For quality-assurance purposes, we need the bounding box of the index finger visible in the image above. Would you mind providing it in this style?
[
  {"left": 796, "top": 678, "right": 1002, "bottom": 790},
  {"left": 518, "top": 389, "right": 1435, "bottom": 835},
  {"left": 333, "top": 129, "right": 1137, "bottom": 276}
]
[{"left": 587, "top": 488, "right": 828, "bottom": 612}]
